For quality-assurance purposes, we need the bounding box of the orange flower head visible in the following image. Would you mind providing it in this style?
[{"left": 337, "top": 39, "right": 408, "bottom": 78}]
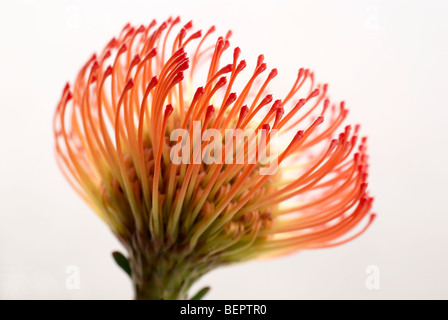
[{"left": 53, "top": 17, "right": 375, "bottom": 299}]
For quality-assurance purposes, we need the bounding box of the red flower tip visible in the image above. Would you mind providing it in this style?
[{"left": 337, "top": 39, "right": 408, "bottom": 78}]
[
  {"left": 172, "top": 72, "right": 184, "bottom": 84},
  {"left": 131, "top": 54, "right": 141, "bottom": 68},
  {"left": 159, "top": 21, "right": 168, "bottom": 31},
  {"left": 144, "top": 48, "right": 157, "bottom": 61},
  {"left": 178, "top": 59, "right": 190, "bottom": 71},
  {"left": 329, "top": 139, "right": 339, "bottom": 149},
  {"left": 148, "top": 76, "right": 158, "bottom": 87},
  {"left": 275, "top": 107, "right": 285, "bottom": 120},
  {"left": 103, "top": 50, "right": 112, "bottom": 61},
  {"left": 165, "top": 104, "right": 174, "bottom": 117},
  {"left": 293, "top": 130, "right": 305, "bottom": 142},
  {"left": 234, "top": 47, "right": 241, "bottom": 60},
  {"left": 307, "top": 88, "right": 320, "bottom": 101},
  {"left": 323, "top": 98, "right": 330, "bottom": 110},
  {"left": 205, "top": 105, "right": 215, "bottom": 119},
  {"left": 239, "top": 105, "right": 249, "bottom": 120},
  {"left": 188, "top": 30, "right": 202, "bottom": 40},
  {"left": 118, "top": 43, "right": 127, "bottom": 54},
  {"left": 261, "top": 94, "right": 273, "bottom": 105},
  {"left": 216, "top": 76, "right": 227, "bottom": 88},
  {"left": 236, "top": 60, "right": 247, "bottom": 72},
  {"left": 314, "top": 115, "right": 324, "bottom": 126},
  {"left": 179, "top": 28, "right": 187, "bottom": 40},
  {"left": 255, "top": 63, "right": 267, "bottom": 76},
  {"left": 296, "top": 99, "right": 306, "bottom": 108},
  {"left": 224, "top": 93, "right": 237, "bottom": 108},
  {"left": 193, "top": 87, "right": 205, "bottom": 100},
  {"left": 107, "top": 37, "right": 117, "bottom": 48},
  {"left": 183, "top": 20, "right": 193, "bottom": 30},
  {"left": 104, "top": 65, "right": 113, "bottom": 77},
  {"left": 220, "top": 64, "right": 233, "bottom": 74},
  {"left": 271, "top": 99, "right": 282, "bottom": 110},
  {"left": 262, "top": 123, "right": 271, "bottom": 132},
  {"left": 173, "top": 16, "right": 181, "bottom": 25},
  {"left": 268, "top": 68, "right": 278, "bottom": 79},
  {"left": 124, "top": 78, "right": 134, "bottom": 91},
  {"left": 148, "top": 19, "right": 157, "bottom": 28}
]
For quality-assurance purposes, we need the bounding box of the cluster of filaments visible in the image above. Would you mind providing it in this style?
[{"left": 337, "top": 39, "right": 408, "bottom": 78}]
[{"left": 54, "top": 17, "right": 374, "bottom": 263}]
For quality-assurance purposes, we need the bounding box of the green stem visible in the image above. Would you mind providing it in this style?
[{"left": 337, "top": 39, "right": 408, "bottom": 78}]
[
  {"left": 133, "top": 267, "right": 195, "bottom": 300},
  {"left": 129, "top": 249, "right": 206, "bottom": 300}
]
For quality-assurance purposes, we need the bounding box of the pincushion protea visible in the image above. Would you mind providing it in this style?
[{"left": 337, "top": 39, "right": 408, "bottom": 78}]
[{"left": 53, "top": 17, "right": 375, "bottom": 300}]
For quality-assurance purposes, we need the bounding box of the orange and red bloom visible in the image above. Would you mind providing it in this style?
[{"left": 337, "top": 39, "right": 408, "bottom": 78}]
[{"left": 53, "top": 17, "right": 375, "bottom": 299}]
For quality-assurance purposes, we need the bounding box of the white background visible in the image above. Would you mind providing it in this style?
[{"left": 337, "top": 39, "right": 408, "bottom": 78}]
[{"left": 0, "top": 0, "right": 447, "bottom": 299}]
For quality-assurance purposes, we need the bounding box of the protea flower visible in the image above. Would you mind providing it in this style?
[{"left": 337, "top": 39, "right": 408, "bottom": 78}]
[{"left": 53, "top": 17, "right": 375, "bottom": 300}]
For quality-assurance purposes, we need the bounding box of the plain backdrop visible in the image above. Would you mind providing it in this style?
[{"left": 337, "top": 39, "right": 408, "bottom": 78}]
[{"left": 0, "top": 0, "right": 447, "bottom": 299}]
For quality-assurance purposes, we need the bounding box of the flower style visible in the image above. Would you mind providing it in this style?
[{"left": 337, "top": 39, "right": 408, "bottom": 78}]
[{"left": 53, "top": 17, "right": 375, "bottom": 300}]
